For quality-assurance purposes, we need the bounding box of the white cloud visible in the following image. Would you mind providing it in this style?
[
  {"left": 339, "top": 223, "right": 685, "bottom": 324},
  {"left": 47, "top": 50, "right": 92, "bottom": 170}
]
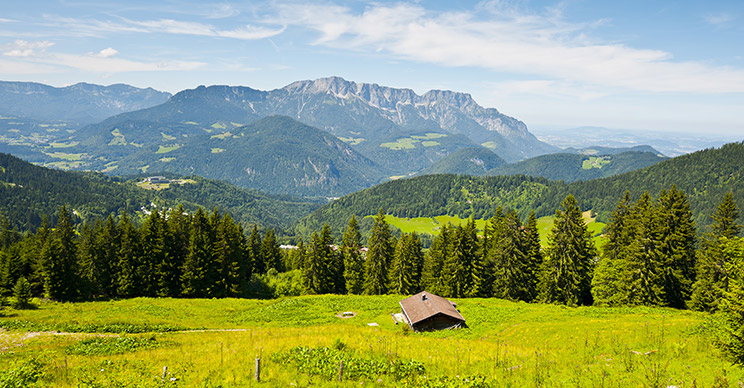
[
  {"left": 48, "top": 52, "right": 205, "bottom": 73},
  {"left": 2, "top": 40, "right": 54, "bottom": 57},
  {"left": 53, "top": 16, "right": 284, "bottom": 41},
  {"left": 0, "top": 18, "right": 16, "bottom": 23},
  {"left": 275, "top": 2, "right": 744, "bottom": 94},
  {"left": 95, "top": 47, "right": 118, "bottom": 58},
  {"left": 126, "top": 18, "right": 284, "bottom": 40}
]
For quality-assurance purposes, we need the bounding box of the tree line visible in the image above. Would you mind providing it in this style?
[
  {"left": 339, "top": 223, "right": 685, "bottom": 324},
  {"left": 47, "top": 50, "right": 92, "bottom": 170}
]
[{"left": 0, "top": 205, "right": 285, "bottom": 301}]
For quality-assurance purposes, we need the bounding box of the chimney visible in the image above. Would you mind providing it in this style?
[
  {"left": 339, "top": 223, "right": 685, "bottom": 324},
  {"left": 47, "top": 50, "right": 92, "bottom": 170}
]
[{"left": 421, "top": 292, "right": 427, "bottom": 301}]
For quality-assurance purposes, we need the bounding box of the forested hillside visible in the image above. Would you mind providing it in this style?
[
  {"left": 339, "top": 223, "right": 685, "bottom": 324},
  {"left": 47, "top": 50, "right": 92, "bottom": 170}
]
[
  {"left": 418, "top": 147, "right": 507, "bottom": 176},
  {"left": 297, "top": 142, "right": 744, "bottom": 236},
  {"left": 487, "top": 151, "right": 666, "bottom": 182},
  {"left": 0, "top": 153, "right": 320, "bottom": 232}
]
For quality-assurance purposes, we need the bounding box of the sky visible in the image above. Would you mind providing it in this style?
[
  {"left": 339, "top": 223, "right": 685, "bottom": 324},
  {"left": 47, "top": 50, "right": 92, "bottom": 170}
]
[{"left": 1, "top": 0, "right": 743, "bottom": 136}]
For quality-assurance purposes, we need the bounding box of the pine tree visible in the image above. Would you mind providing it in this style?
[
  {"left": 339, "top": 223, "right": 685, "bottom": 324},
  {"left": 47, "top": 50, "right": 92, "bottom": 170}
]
[
  {"left": 716, "top": 236, "right": 744, "bottom": 364},
  {"left": 341, "top": 215, "right": 365, "bottom": 294},
  {"left": 213, "top": 213, "right": 246, "bottom": 297},
  {"left": 303, "top": 225, "right": 335, "bottom": 294},
  {"left": 473, "top": 211, "right": 504, "bottom": 297},
  {"left": 261, "top": 229, "right": 282, "bottom": 273},
  {"left": 491, "top": 211, "right": 531, "bottom": 301},
  {"left": 692, "top": 192, "right": 741, "bottom": 311},
  {"left": 116, "top": 211, "right": 141, "bottom": 298},
  {"left": 363, "top": 210, "right": 393, "bottom": 295},
  {"left": 248, "top": 225, "right": 264, "bottom": 275},
  {"left": 162, "top": 205, "right": 189, "bottom": 297},
  {"left": 521, "top": 211, "right": 543, "bottom": 301},
  {"left": 421, "top": 223, "right": 452, "bottom": 295},
  {"left": 445, "top": 219, "right": 478, "bottom": 297},
  {"left": 181, "top": 208, "right": 214, "bottom": 297},
  {"left": 592, "top": 192, "right": 636, "bottom": 306},
  {"left": 389, "top": 233, "right": 424, "bottom": 295},
  {"left": 139, "top": 210, "right": 166, "bottom": 297},
  {"left": 538, "top": 195, "right": 596, "bottom": 306},
  {"left": 627, "top": 191, "right": 663, "bottom": 305},
  {"left": 41, "top": 206, "right": 79, "bottom": 301},
  {"left": 654, "top": 185, "right": 696, "bottom": 308}
]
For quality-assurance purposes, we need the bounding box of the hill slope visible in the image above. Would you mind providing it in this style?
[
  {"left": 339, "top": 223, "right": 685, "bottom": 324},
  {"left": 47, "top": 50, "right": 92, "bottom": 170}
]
[
  {"left": 80, "top": 116, "right": 387, "bottom": 197},
  {"left": 0, "top": 153, "right": 319, "bottom": 231},
  {"left": 418, "top": 147, "right": 507, "bottom": 176},
  {"left": 296, "top": 141, "right": 744, "bottom": 235},
  {"left": 487, "top": 151, "right": 667, "bottom": 182}
]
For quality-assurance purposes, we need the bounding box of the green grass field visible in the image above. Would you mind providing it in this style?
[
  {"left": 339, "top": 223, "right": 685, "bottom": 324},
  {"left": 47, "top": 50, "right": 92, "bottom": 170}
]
[
  {"left": 0, "top": 296, "right": 739, "bottom": 387},
  {"left": 582, "top": 156, "right": 611, "bottom": 170},
  {"left": 384, "top": 213, "right": 606, "bottom": 249}
]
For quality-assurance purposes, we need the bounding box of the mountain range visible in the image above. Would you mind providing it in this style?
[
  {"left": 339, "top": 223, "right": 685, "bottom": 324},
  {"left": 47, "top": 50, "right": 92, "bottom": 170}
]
[
  {"left": 0, "top": 77, "right": 673, "bottom": 197},
  {"left": 0, "top": 81, "right": 171, "bottom": 124}
]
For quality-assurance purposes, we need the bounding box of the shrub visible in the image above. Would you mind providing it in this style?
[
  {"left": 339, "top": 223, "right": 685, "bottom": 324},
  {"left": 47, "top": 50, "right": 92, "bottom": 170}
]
[{"left": 0, "top": 358, "right": 44, "bottom": 387}]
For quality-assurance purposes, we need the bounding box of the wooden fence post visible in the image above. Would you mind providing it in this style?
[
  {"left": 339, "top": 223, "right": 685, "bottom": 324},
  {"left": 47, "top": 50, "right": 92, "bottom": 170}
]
[
  {"left": 254, "top": 357, "right": 261, "bottom": 382},
  {"left": 162, "top": 366, "right": 168, "bottom": 382},
  {"left": 338, "top": 360, "right": 344, "bottom": 382}
]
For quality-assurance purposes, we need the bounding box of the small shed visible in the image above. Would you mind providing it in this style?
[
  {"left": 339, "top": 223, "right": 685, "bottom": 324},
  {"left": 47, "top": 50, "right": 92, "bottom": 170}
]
[{"left": 399, "top": 291, "right": 465, "bottom": 332}]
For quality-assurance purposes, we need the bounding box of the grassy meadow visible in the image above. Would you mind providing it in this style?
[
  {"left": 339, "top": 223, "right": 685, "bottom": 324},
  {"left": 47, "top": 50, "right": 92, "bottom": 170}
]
[
  {"left": 1, "top": 295, "right": 741, "bottom": 387},
  {"left": 384, "top": 212, "right": 607, "bottom": 249}
]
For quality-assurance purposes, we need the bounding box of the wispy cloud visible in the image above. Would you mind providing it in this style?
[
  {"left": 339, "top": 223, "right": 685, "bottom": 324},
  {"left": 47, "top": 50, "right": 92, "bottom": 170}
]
[
  {"left": 0, "top": 18, "right": 16, "bottom": 23},
  {"left": 51, "top": 15, "right": 283, "bottom": 41},
  {"left": 274, "top": 2, "right": 744, "bottom": 94},
  {"left": 207, "top": 3, "right": 240, "bottom": 19},
  {"left": 0, "top": 40, "right": 204, "bottom": 74},
  {"left": 703, "top": 12, "right": 734, "bottom": 27}
]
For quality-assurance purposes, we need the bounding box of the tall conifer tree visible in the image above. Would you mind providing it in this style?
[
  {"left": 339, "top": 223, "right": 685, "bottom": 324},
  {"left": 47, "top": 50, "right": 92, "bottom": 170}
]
[
  {"left": 341, "top": 215, "right": 365, "bottom": 294},
  {"left": 692, "top": 192, "right": 741, "bottom": 311},
  {"left": 538, "top": 195, "right": 596, "bottom": 306},
  {"left": 364, "top": 209, "right": 393, "bottom": 295},
  {"left": 654, "top": 185, "right": 696, "bottom": 308}
]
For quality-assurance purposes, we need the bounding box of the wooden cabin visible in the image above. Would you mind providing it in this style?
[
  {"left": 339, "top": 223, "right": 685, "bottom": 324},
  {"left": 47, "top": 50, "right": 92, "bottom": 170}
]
[{"left": 399, "top": 291, "right": 465, "bottom": 332}]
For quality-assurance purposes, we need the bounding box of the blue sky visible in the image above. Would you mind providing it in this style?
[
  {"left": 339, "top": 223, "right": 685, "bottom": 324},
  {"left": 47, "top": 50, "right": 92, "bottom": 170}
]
[{"left": 1, "top": 0, "right": 743, "bottom": 135}]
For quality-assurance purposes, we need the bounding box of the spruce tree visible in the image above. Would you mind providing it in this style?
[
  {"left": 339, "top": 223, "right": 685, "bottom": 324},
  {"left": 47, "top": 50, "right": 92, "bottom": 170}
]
[
  {"left": 491, "top": 211, "right": 530, "bottom": 301},
  {"left": 304, "top": 225, "right": 335, "bottom": 294},
  {"left": 538, "top": 195, "right": 596, "bottom": 306},
  {"left": 139, "top": 210, "right": 166, "bottom": 297},
  {"left": 116, "top": 211, "right": 141, "bottom": 298},
  {"left": 261, "top": 229, "right": 282, "bottom": 273},
  {"left": 445, "top": 218, "right": 478, "bottom": 297},
  {"left": 41, "top": 206, "right": 79, "bottom": 301},
  {"left": 421, "top": 223, "right": 451, "bottom": 295},
  {"left": 627, "top": 191, "right": 663, "bottom": 305},
  {"left": 213, "top": 213, "right": 245, "bottom": 297},
  {"left": 654, "top": 185, "right": 696, "bottom": 308},
  {"left": 692, "top": 192, "right": 742, "bottom": 311},
  {"left": 592, "top": 192, "right": 635, "bottom": 306},
  {"left": 248, "top": 225, "right": 264, "bottom": 275},
  {"left": 181, "top": 208, "right": 214, "bottom": 297},
  {"left": 716, "top": 236, "right": 744, "bottom": 363},
  {"left": 162, "top": 206, "right": 189, "bottom": 297},
  {"left": 341, "top": 215, "right": 364, "bottom": 294},
  {"left": 521, "top": 211, "right": 543, "bottom": 301},
  {"left": 389, "top": 233, "right": 424, "bottom": 295},
  {"left": 363, "top": 209, "right": 393, "bottom": 295}
]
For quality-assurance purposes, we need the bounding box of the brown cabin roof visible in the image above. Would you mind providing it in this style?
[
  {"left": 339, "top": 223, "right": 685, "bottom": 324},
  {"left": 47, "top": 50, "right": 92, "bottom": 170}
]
[{"left": 399, "top": 291, "right": 465, "bottom": 325}]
